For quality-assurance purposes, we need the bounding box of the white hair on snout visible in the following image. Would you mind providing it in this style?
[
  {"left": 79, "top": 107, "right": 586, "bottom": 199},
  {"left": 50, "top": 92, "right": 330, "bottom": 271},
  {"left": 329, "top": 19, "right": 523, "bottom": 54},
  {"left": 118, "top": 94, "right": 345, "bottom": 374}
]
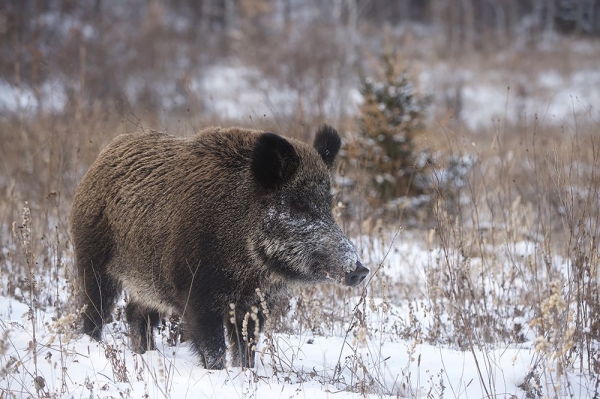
[
  {"left": 252, "top": 206, "right": 361, "bottom": 282},
  {"left": 339, "top": 236, "right": 360, "bottom": 273}
]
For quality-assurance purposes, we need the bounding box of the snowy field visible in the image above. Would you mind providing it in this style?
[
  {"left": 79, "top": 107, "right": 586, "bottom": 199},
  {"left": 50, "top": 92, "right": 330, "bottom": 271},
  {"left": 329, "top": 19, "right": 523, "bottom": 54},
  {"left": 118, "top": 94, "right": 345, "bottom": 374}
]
[
  {"left": 0, "top": 305, "right": 554, "bottom": 398},
  {"left": 1, "top": 226, "right": 596, "bottom": 398},
  {"left": 1, "top": 30, "right": 599, "bottom": 399}
]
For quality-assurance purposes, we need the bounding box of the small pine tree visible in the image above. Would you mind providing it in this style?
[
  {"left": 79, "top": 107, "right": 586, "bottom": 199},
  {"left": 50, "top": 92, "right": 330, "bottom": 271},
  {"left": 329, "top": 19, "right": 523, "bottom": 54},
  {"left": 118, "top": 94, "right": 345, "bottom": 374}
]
[{"left": 357, "top": 52, "right": 431, "bottom": 203}]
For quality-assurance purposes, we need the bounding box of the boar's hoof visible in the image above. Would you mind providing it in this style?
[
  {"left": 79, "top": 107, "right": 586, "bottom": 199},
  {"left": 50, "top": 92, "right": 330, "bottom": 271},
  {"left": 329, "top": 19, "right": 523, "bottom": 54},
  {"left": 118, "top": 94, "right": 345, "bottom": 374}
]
[{"left": 345, "top": 262, "right": 369, "bottom": 286}]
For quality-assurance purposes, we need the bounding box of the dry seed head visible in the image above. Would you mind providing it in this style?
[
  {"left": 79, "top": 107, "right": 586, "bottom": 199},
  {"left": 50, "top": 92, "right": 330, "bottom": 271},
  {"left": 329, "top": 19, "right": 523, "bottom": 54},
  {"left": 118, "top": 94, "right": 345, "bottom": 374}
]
[
  {"left": 251, "top": 306, "right": 260, "bottom": 340},
  {"left": 256, "top": 288, "right": 269, "bottom": 317},
  {"left": 356, "top": 327, "right": 367, "bottom": 347},
  {"left": 34, "top": 375, "right": 46, "bottom": 392},
  {"left": 229, "top": 303, "right": 236, "bottom": 324},
  {"left": 534, "top": 336, "right": 549, "bottom": 353},
  {"left": 242, "top": 312, "right": 250, "bottom": 342},
  {"left": 379, "top": 278, "right": 391, "bottom": 313},
  {"left": 529, "top": 317, "right": 541, "bottom": 328},
  {"left": 48, "top": 312, "right": 80, "bottom": 341},
  {"left": 22, "top": 202, "right": 31, "bottom": 236},
  {"left": 368, "top": 295, "right": 376, "bottom": 313},
  {"left": 157, "top": 356, "right": 165, "bottom": 381},
  {"left": 540, "top": 281, "right": 567, "bottom": 316},
  {"left": 426, "top": 228, "right": 436, "bottom": 247},
  {"left": 0, "top": 356, "right": 18, "bottom": 378},
  {"left": 406, "top": 337, "right": 420, "bottom": 361},
  {"left": 380, "top": 299, "right": 391, "bottom": 314},
  {"left": 0, "top": 330, "right": 8, "bottom": 355},
  {"left": 19, "top": 203, "right": 32, "bottom": 258}
]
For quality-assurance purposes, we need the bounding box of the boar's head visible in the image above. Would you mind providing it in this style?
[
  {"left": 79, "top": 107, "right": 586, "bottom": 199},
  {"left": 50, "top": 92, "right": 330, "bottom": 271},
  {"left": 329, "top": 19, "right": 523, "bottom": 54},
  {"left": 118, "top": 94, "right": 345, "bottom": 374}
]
[{"left": 250, "top": 125, "right": 368, "bottom": 287}]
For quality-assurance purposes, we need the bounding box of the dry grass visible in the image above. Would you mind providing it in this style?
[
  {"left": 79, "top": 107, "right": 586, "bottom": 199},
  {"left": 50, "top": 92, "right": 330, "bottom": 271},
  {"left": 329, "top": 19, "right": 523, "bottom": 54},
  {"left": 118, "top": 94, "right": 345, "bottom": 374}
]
[{"left": 1, "top": 94, "right": 599, "bottom": 397}]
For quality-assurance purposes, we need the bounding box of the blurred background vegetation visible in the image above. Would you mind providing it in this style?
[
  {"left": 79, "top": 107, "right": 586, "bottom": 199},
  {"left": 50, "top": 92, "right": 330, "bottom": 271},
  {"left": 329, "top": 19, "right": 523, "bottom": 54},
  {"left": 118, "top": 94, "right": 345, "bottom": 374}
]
[
  {"left": 2, "top": 0, "right": 599, "bottom": 216},
  {"left": 1, "top": 3, "right": 599, "bottom": 393},
  {"left": 2, "top": 0, "right": 599, "bottom": 116}
]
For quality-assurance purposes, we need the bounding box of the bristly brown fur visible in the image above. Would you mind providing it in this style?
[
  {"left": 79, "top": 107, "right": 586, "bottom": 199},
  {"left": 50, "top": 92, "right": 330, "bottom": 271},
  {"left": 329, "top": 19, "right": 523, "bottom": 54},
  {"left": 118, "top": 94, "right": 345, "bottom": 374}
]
[{"left": 71, "top": 125, "right": 367, "bottom": 369}]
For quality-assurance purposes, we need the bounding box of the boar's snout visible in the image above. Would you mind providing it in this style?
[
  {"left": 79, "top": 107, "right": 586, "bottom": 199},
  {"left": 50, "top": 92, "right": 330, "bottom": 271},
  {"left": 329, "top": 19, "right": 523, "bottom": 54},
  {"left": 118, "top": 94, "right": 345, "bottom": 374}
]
[{"left": 344, "top": 261, "right": 369, "bottom": 287}]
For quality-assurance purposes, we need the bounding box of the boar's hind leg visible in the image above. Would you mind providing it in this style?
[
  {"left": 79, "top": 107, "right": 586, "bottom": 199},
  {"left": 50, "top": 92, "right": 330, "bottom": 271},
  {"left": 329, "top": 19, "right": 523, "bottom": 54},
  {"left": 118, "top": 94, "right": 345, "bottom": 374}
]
[
  {"left": 125, "top": 301, "right": 160, "bottom": 353},
  {"left": 186, "top": 310, "right": 227, "bottom": 369},
  {"left": 226, "top": 305, "right": 265, "bottom": 368},
  {"left": 80, "top": 266, "right": 119, "bottom": 341}
]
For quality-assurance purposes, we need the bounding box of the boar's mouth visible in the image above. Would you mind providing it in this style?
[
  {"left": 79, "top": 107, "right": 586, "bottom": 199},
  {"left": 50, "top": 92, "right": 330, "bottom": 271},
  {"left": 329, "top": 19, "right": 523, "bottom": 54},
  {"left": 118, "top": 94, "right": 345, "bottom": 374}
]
[
  {"left": 257, "top": 247, "right": 316, "bottom": 283},
  {"left": 267, "top": 257, "right": 309, "bottom": 281}
]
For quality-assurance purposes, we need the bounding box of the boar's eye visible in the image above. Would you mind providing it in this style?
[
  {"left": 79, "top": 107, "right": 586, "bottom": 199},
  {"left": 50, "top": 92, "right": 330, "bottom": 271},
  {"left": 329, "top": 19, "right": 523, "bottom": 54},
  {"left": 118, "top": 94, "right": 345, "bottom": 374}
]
[{"left": 291, "top": 198, "right": 309, "bottom": 212}]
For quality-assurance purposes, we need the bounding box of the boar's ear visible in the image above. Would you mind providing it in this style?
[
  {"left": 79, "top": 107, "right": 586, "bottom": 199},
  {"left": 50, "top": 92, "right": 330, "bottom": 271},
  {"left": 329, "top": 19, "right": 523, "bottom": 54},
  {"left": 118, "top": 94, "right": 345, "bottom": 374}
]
[
  {"left": 252, "top": 133, "right": 300, "bottom": 189},
  {"left": 313, "top": 124, "right": 341, "bottom": 169}
]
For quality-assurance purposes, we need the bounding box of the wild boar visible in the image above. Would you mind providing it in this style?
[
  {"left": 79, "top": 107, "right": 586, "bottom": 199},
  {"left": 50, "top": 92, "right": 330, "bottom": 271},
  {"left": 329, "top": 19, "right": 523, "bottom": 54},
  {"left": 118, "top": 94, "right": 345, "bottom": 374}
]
[{"left": 71, "top": 125, "right": 368, "bottom": 369}]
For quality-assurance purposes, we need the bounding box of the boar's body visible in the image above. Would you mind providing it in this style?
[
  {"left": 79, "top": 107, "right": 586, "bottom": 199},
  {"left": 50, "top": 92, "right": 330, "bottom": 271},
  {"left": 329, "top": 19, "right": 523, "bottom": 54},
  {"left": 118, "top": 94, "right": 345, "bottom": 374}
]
[{"left": 71, "top": 126, "right": 367, "bottom": 369}]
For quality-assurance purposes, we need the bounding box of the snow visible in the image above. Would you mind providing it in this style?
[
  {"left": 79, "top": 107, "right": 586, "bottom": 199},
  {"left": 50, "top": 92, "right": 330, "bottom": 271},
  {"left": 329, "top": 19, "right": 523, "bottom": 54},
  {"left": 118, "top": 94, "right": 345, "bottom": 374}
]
[
  {"left": 0, "top": 302, "right": 541, "bottom": 398},
  {"left": 0, "top": 79, "right": 67, "bottom": 115},
  {"left": 1, "top": 234, "right": 595, "bottom": 398},
  {"left": 417, "top": 64, "right": 600, "bottom": 131},
  {"left": 198, "top": 63, "right": 360, "bottom": 122},
  {"left": 200, "top": 64, "right": 289, "bottom": 120}
]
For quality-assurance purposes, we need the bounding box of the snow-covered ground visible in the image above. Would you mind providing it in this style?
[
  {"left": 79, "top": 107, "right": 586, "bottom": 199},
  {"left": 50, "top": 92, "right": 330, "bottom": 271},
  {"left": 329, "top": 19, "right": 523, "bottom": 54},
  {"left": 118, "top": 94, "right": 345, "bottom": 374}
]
[
  {"left": 0, "top": 308, "right": 552, "bottom": 398},
  {"left": 1, "top": 233, "right": 595, "bottom": 398},
  {"left": 419, "top": 65, "right": 600, "bottom": 131}
]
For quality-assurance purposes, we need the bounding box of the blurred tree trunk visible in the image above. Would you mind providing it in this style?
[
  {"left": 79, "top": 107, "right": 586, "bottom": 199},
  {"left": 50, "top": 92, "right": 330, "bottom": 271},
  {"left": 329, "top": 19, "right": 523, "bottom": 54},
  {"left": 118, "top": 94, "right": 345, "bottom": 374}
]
[
  {"left": 576, "top": 0, "right": 597, "bottom": 33},
  {"left": 461, "top": 0, "right": 474, "bottom": 53},
  {"left": 32, "top": 0, "right": 42, "bottom": 117},
  {"left": 201, "top": 0, "right": 211, "bottom": 33},
  {"left": 399, "top": 0, "right": 410, "bottom": 22},
  {"left": 431, "top": 0, "right": 450, "bottom": 56},
  {"left": 445, "top": 0, "right": 472, "bottom": 56},
  {"left": 223, "top": 0, "right": 236, "bottom": 34},
  {"left": 507, "top": 0, "right": 519, "bottom": 44},
  {"left": 240, "top": 0, "right": 273, "bottom": 35},
  {"left": 488, "top": 0, "right": 506, "bottom": 48},
  {"left": 283, "top": 0, "right": 292, "bottom": 34},
  {"left": 544, "top": 0, "right": 555, "bottom": 33},
  {"left": 332, "top": 0, "right": 358, "bottom": 122}
]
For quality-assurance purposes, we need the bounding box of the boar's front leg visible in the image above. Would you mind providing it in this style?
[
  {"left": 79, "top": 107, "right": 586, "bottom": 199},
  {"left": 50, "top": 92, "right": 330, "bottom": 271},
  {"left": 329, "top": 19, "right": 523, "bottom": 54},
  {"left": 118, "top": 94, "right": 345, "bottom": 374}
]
[{"left": 186, "top": 309, "right": 227, "bottom": 369}]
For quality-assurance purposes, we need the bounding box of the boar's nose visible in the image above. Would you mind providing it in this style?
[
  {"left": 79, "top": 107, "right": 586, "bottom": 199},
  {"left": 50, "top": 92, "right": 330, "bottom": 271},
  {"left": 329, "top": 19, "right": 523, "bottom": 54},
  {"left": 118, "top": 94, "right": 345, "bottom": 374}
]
[{"left": 344, "top": 261, "right": 369, "bottom": 287}]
